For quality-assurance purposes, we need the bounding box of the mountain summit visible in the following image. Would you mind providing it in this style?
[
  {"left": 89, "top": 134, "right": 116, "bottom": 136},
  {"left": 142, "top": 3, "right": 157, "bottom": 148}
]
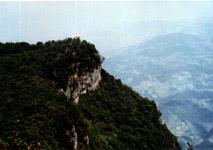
[{"left": 0, "top": 38, "right": 180, "bottom": 150}]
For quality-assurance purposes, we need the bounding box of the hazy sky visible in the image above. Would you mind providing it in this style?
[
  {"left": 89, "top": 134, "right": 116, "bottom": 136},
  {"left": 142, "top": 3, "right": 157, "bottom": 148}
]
[{"left": 0, "top": 1, "right": 213, "bottom": 54}]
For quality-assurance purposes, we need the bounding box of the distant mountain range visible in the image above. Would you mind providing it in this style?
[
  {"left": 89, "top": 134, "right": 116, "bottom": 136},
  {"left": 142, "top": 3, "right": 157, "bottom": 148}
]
[{"left": 104, "top": 32, "right": 213, "bottom": 149}]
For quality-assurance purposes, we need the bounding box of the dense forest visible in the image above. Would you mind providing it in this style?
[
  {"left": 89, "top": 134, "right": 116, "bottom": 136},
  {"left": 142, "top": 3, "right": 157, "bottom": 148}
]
[{"left": 0, "top": 38, "right": 180, "bottom": 149}]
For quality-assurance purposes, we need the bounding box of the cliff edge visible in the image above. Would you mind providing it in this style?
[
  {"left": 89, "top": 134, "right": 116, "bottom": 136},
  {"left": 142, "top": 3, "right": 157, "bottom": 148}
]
[{"left": 0, "top": 38, "right": 180, "bottom": 150}]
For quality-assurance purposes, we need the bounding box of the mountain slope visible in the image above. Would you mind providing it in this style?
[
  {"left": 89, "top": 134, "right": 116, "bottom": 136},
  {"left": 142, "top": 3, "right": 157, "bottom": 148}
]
[{"left": 0, "top": 38, "right": 180, "bottom": 149}]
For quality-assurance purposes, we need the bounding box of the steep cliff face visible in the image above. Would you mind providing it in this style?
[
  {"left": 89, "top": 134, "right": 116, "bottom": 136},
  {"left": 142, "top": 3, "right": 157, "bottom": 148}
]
[
  {"left": 61, "top": 66, "right": 102, "bottom": 149},
  {"left": 64, "top": 66, "right": 101, "bottom": 103}
]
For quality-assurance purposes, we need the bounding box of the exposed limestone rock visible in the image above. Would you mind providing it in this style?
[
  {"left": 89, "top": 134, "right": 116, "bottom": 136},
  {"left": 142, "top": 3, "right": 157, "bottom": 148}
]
[
  {"left": 66, "top": 125, "right": 78, "bottom": 150},
  {"left": 64, "top": 66, "right": 101, "bottom": 103},
  {"left": 84, "top": 135, "right": 89, "bottom": 145}
]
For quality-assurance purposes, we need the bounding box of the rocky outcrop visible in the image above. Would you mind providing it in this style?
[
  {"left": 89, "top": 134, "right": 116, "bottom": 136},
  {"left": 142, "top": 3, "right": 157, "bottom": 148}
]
[
  {"left": 64, "top": 66, "right": 101, "bottom": 103},
  {"left": 84, "top": 135, "right": 89, "bottom": 145},
  {"left": 66, "top": 125, "right": 78, "bottom": 150}
]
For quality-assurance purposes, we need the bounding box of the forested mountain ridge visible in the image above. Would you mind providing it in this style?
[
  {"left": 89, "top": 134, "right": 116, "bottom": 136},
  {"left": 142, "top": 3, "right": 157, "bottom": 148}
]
[{"left": 0, "top": 38, "right": 180, "bottom": 150}]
